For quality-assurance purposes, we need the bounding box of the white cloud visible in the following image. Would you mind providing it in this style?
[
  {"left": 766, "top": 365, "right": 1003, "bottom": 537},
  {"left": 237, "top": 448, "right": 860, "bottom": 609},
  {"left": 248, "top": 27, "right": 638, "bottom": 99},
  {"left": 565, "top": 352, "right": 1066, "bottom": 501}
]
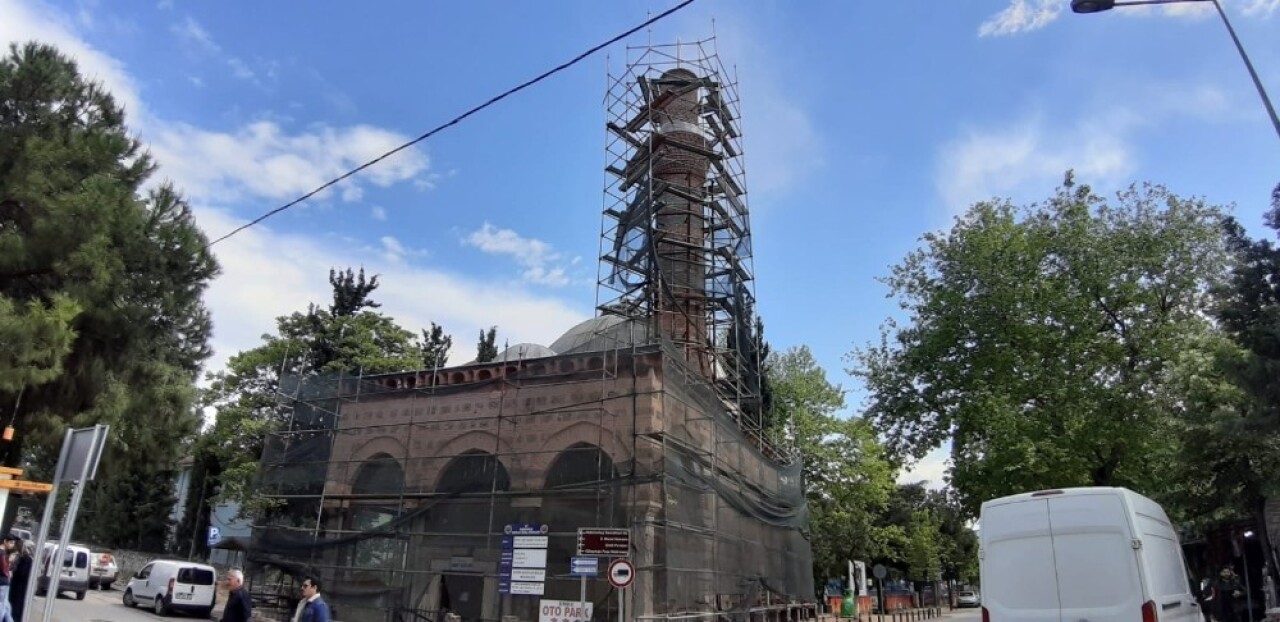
[
  {"left": 171, "top": 15, "right": 219, "bottom": 55},
  {"left": 0, "top": 0, "right": 557, "bottom": 375},
  {"left": 1123, "top": 0, "right": 1278, "bottom": 18},
  {"left": 464, "top": 222, "right": 572, "bottom": 287},
  {"left": 199, "top": 208, "right": 586, "bottom": 371},
  {"left": 936, "top": 114, "right": 1134, "bottom": 213},
  {"left": 371, "top": 206, "right": 387, "bottom": 221},
  {"left": 188, "top": 76, "right": 204, "bottom": 88},
  {"left": 147, "top": 121, "right": 429, "bottom": 205},
  {"left": 935, "top": 81, "right": 1234, "bottom": 214},
  {"left": 898, "top": 446, "right": 951, "bottom": 491},
  {"left": 0, "top": 0, "right": 146, "bottom": 121},
  {"left": 226, "top": 57, "right": 254, "bottom": 80},
  {"left": 979, "top": 0, "right": 1062, "bottom": 37},
  {"left": 1241, "top": 0, "right": 1280, "bottom": 17}
]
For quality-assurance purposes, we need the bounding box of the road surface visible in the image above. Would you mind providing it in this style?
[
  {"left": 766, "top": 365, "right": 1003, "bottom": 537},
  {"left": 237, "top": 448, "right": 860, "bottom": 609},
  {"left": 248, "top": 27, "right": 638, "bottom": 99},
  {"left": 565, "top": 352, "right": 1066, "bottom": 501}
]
[
  {"left": 28, "top": 588, "right": 985, "bottom": 622},
  {"left": 27, "top": 586, "right": 195, "bottom": 622}
]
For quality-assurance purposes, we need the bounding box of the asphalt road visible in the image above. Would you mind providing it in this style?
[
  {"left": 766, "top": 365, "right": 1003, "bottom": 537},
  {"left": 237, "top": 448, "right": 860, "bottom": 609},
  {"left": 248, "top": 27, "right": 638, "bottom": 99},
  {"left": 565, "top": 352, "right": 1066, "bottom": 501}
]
[
  {"left": 25, "top": 587, "right": 985, "bottom": 622},
  {"left": 27, "top": 586, "right": 210, "bottom": 622}
]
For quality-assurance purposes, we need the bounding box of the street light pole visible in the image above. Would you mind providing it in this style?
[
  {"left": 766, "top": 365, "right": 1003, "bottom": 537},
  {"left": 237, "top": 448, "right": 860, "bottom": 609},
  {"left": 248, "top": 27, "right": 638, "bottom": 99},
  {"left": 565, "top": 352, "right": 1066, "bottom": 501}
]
[{"left": 1072, "top": 0, "right": 1280, "bottom": 143}]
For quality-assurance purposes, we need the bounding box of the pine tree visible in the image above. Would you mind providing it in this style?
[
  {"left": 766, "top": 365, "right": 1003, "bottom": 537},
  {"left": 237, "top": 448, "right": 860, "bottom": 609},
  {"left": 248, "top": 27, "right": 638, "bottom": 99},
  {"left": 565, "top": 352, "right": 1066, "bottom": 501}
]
[
  {"left": 420, "top": 322, "right": 452, "bottom": 370},
  {"left": 0, "top": 42, "right": 217, "bottom": 541},
  {"left": 476, "top": 327, "right": 498, "bottom": 363}
]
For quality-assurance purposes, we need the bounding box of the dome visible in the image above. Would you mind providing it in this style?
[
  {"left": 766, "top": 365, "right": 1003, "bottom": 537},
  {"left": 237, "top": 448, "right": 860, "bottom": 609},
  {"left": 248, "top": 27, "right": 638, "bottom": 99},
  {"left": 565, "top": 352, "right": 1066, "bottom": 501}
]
[
  {"left": 550, "top": 315, "right": 653, "bottom": 355},
  {"left": 463, "top": 342, "right": 556, "bottom": 366},
  {"left": 495, "top": 343, "right": 557, "bottom": 362}
]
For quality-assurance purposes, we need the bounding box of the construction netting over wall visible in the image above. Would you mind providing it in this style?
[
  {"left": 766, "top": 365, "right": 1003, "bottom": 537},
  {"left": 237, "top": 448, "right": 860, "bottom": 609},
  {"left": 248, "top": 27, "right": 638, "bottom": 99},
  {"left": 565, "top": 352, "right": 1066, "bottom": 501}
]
[{"left": 249, "top": 338, "right": 813, "bottom": 622}]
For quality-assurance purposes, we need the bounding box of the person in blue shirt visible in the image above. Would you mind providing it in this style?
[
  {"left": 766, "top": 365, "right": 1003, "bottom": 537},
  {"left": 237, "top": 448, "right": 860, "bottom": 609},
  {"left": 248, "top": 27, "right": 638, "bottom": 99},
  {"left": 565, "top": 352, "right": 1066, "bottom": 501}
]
[{"left": 293, "top": 576, "right": 330, "bottom": 622}]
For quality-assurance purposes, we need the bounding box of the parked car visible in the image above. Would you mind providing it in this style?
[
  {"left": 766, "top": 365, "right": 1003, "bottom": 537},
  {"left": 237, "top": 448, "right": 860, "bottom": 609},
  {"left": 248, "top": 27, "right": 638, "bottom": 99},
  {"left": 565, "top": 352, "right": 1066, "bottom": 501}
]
[
  {"left": 980, "top": 487, "right": 1201, "bottom": 622},
  {"left": 36, "top": 542, "right": 90, "bottom": 600},
  {"left": 122, "top": 559, "right": 218, "bottom": 618},
  {"left": 89, "top": 552, "right": 118, "bottom": 590},
  {"left": 9, "top": 528, "right": 32, "bottom": 542},
  {"left": 956, "top": 590, "right": 980, "bottom": 608}
]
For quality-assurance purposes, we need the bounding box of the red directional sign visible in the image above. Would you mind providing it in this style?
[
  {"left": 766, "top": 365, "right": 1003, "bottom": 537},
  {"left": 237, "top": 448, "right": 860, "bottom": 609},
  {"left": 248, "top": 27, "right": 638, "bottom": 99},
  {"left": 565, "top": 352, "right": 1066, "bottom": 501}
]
[{"left": 577, "top": 528, "right": 630, "bottom": 557}]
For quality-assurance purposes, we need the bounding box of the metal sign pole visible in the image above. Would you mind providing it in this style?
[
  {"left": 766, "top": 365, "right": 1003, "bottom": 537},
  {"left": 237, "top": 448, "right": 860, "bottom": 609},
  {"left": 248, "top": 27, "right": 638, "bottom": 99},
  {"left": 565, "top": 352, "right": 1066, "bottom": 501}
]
[
  {"left": 617, "top": 587, "right": 623, "bottom": 622},
  {"left": 580, "top": 576, "right": 587, "bottom": 607},
  {"left": 23, "top": 428, "right": 71, "bottom": 622},
  {"left": 42, "top": 425, "right": 104, "bottom": 622}
]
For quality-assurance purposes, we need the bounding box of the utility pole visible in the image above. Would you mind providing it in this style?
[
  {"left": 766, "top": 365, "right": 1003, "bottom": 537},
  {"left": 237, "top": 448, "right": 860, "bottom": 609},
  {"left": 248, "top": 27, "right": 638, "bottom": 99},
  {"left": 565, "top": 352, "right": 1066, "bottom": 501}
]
[{"left": 187, "top": 469, "right": 209, "bottom": 561}]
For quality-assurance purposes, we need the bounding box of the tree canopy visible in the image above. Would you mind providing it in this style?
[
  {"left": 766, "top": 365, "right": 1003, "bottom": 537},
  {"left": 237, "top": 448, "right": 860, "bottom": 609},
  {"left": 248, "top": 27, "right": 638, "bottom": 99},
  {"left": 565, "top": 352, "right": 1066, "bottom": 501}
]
[
  {"left": 0, "top": 42, "right": 218, "bottom": 550},
  {"left": 765, "top": 346, "right": 897, "bottom": 584},
  {"left": 853, "top": 174, "right": 1231, "bottom": 515}
]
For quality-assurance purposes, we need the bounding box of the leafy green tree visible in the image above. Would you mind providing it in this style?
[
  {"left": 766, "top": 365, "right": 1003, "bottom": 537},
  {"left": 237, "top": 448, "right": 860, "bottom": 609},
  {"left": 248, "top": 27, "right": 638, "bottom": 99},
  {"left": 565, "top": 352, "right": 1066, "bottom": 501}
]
[
  {"left": 766, "top": 346, "right": 895, "bottom": 585},
  {"left": 476, "top": 326, "right": 498, "bottom": 363},
  {"left": 905, "top": 510, "right": 942, "bottom": 583},
  {"left": 1162, "top": 183, "right": 1280, "bottom": 578},
  {"left": 201, "top": 268, "right": 423, "bottom": 517},
  {"left": 0, "top": 42, "right": 217, "bottom": 542},
  {"left": 852, "top": 174, "right": 1230, "bottom": 514},
  {"left": 419, "top": 322, "right": 452, "bottom": 370}
]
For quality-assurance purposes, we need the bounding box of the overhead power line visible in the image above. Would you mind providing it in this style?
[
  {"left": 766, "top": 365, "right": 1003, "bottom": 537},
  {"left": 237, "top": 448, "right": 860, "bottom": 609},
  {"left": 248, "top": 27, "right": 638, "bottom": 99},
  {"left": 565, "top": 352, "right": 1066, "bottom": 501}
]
[{"left": 207, "top": 0, "right": 697, "bottom": 247}]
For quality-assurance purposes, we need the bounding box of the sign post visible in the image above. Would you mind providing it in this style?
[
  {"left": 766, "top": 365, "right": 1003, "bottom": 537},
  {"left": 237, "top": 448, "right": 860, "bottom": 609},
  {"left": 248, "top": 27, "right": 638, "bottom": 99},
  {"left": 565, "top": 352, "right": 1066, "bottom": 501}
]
[
  {"left": 569, "top": 556, "right": 599, "bottom": 608},
  {"left": 872, "top": 564, "right": 887, "bottom": 621},
  {"left": 27, "top": 424, "right": 108, "bottom": 622},
  {"left": 608, "top": 559, "right": 634, "bottom": 622}
]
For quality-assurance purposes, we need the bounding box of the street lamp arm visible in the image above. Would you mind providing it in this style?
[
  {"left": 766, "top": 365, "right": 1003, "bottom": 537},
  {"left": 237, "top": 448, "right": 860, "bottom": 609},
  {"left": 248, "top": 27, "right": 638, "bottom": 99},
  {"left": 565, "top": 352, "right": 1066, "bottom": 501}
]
[
  {"left": 1208, "top": 0, "right": 1280, "bottom": 143},
  {"left": 1112, "top": 0, "right": 1211, "bottom": 6}
]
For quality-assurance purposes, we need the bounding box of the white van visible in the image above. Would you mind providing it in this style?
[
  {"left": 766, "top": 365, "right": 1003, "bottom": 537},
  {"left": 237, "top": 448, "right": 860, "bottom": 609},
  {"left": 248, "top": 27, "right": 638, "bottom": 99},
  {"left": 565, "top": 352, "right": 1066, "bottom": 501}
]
[
  {"left": 122, "top": 559, "right": 218, "bottom": 617},
  {"left": 36, "top": 542, "right": 90, "bottom": 600},
  {"left": 979, "top": 487, "right": 1202, "bottom": 622}
]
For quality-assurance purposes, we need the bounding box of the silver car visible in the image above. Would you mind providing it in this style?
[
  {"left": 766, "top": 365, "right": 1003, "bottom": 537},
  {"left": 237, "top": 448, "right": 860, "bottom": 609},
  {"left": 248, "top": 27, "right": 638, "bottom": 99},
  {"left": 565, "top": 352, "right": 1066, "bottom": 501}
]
[{"left": 957, "top": 590, "right": 980, "bottom": 608}]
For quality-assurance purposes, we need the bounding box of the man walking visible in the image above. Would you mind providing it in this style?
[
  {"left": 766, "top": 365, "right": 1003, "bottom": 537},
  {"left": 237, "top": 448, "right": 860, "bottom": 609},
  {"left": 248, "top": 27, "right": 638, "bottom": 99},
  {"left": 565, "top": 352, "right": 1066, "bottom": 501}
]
[
  {"left": 220, "top": 569, "right": 252, "bottom": 622},
  {"left": 292, "top": 576, "right": 330, "bottom": 622}
]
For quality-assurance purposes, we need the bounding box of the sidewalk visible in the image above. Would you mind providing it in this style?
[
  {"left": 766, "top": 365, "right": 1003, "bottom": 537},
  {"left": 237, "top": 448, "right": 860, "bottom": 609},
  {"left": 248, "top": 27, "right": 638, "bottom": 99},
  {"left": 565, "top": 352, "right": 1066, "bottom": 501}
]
[{"left": 848, "top": 607, "right": 958, "bottom": 621}]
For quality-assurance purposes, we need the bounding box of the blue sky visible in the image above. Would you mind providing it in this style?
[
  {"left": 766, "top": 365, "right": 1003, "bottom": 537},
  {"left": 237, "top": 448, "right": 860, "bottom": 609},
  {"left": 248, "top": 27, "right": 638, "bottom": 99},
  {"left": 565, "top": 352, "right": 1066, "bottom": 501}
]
[{"left": 4, "top": 0, "right": 1278, "bottom": 484}]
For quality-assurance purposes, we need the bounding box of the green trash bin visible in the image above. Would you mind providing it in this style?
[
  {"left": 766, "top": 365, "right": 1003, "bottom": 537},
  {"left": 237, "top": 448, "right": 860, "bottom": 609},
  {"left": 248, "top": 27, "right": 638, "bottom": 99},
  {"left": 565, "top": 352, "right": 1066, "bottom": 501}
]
[{"left": 840, "top": 589, "right": 857, "bottom": 618}]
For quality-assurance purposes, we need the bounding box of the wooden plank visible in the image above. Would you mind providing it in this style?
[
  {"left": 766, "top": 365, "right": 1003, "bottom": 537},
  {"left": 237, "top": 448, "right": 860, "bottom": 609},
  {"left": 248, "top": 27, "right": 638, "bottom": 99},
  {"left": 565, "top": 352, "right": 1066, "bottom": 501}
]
[
  {"left": 0, "top": 480, "right": 53, "bottom": 493},
  {"left": 0, "top": 467, "right": 23, "bottom": 476}
]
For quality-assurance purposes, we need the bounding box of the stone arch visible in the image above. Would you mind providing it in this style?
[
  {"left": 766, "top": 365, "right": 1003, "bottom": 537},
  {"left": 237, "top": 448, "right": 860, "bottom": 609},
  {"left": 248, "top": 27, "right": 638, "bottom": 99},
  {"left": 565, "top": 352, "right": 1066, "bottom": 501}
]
[
  {"left": 352, "top": 452, "right": 405, "bottom": 496},
  {"left": 425, "top": 450, "right": 515, "bottom": 538},
  {"left": 350, "top": 434, "right": 407, "bottom": 465},
  {"left": 435, "top": 449, "right": 512, "bottom": 494},
  {"left": 539, "top": 421, "right": 630, "bottom": 470},
  {"left": 544, "top": 443, "right": 617, "bottom": 489},
  {"left": 540, "top": 442, "right": 625, "bottom": 607}
]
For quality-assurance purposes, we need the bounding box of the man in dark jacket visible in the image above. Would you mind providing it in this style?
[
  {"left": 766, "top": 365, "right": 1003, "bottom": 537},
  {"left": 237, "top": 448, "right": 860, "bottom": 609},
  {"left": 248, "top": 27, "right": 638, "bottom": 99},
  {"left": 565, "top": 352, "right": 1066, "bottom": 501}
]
[
  {"left": 220, "top": 569, "right": 252, "bottom": 622},
  {"left": 294, "top": 576, "right": 330, "bottom": 622}
]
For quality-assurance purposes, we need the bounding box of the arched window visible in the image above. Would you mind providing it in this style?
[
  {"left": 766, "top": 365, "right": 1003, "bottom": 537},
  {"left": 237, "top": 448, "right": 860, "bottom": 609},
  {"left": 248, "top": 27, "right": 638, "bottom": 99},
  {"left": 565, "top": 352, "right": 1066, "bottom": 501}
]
[
  {"left": 541, "top": 443, "right": 622, "bottom": 615},
  {"left": 347, "top": 453, "right": 406, "bottom": 574},
  {"left": 545, "top": 443, "right": 617, "bottom": 489},
  {"left": 352, "top": 453, "right": 405, "bottom": 496},
  {"left": 424, "top": 450, "right": 514, "bottom": 538},
  {"left": 436, "top": 450, "right": 512, "bottom": 494}
]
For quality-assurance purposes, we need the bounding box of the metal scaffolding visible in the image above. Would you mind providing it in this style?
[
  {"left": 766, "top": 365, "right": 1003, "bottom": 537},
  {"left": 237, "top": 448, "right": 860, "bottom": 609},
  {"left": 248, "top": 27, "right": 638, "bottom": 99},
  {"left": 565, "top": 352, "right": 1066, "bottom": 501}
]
[{"left": 598, "top": 38, "right": 769, "bottom": 451}]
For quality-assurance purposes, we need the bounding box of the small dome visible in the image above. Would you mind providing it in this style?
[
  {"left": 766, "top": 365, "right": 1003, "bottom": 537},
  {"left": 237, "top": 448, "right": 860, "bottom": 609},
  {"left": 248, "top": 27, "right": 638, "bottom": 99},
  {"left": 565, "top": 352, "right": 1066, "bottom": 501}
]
[
  {"left": 550, "top": 315, "right": 652, "bottom": 355},
  {"left": 493, "top": 343, "right": 557, "bottom": 362},
  {"left": 462, "top": 343, "right": 556, "bottom": 366}
]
